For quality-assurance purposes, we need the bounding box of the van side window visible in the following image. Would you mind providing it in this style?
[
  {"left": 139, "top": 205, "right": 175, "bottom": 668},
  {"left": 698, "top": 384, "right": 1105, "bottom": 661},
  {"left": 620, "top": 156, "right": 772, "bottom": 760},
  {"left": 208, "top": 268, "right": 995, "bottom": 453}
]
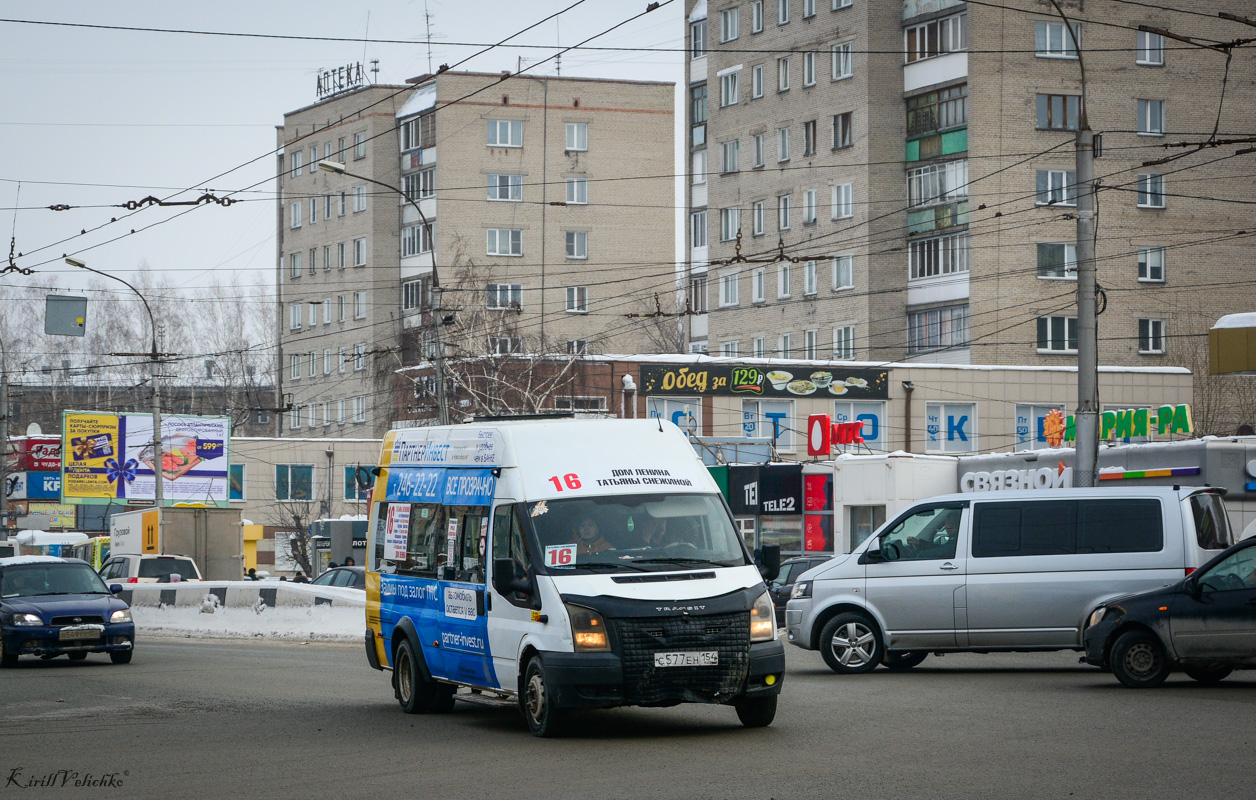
[
  {"left": 1077, "top": 499, "right": 1162, "bottom": 553},
  {"left": 452, "top": 506, "right": 486, "bottom": 584},
  {"left": 880, "top": 505, "right": 961, "bottom": 561},
  {"left": 1189, "top": 493, "right": 1233, "bottom": 550},
  {"left": 492, "top": 503, "right": 536, "bottom": 607},
  {"left": 373, "top": 501, "right": 443, "bottom": 576},
  {"left": 973, "top": 501, "right": 1076, "bottom": 557}
]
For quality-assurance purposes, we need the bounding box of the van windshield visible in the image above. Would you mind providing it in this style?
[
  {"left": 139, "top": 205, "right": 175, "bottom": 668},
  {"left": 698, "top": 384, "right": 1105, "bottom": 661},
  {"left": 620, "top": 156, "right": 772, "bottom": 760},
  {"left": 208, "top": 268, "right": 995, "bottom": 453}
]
[
  {"left": 1190, "top": 492, "right": 1234, "bottom": 550},
  {"left": 526, "top": 493, "right": 749, "bottom": 572}
]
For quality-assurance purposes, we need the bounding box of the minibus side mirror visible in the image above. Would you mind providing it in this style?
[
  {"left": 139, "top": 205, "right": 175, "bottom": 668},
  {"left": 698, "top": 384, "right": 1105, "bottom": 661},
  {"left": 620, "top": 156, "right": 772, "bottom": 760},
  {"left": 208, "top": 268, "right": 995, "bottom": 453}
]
[
  {"left": 859, "top": 546, "right": 886, "bottom": 565},
  {"left": 756, "top": 545, "right": 781, "bottom": 583},
  {"left": 492, "top": 558, "right": 532, "bottom": 597}
]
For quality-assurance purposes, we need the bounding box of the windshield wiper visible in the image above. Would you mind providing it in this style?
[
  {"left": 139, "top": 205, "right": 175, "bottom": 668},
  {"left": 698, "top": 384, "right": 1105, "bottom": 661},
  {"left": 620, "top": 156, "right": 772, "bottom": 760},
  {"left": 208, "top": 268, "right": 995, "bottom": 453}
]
[
  {"left": 632, "top": 557, "right": 728, "bottom": 566},
  {"left": 552, "top": 562, "right": 647, "bottom": 572}
]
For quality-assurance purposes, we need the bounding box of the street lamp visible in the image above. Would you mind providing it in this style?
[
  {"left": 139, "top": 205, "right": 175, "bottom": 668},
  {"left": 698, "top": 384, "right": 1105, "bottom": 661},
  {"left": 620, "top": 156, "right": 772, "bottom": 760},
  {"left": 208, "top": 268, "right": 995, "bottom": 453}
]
[
  {"left": 318, "top": 160, "right": 451, "bottom": 425},
  {"left": 64, "top": 257, "right": 165, "bottom": 509}
]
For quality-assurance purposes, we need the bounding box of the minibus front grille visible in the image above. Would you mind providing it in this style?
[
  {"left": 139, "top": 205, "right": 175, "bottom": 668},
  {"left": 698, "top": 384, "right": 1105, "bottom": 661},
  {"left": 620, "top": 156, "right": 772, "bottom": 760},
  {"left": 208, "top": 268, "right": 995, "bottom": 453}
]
[
  {"left": 611, "top": 572, "right": 716, "bottom": 584},
  {"left": 613, "top": 612, "right": 750, "bottom": 704}
]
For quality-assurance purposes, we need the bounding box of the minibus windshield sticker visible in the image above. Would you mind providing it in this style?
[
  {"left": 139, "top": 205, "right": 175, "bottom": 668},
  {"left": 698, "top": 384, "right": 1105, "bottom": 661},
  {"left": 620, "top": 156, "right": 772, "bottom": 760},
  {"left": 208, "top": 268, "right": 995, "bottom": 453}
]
[
  {"left": 596, "top": 467, "right": 696, "bottom": 488},
  {"left": 443, "top": 586, "right": 478, "bottom": 621},
  {"left": 545, "top": 543, "right": 578, "bottom": 567},
  {"left": 531, "top": 500, "right": 549, "bottom": 518},
  {"left": 385, "top": 467, "right": 497, "bottom": 505},
  {"left": 446, "top": 520, "right": 458, "bottom": 563},
  {"left": 385, "top": 505, "right": 411, "bottom": 560}
]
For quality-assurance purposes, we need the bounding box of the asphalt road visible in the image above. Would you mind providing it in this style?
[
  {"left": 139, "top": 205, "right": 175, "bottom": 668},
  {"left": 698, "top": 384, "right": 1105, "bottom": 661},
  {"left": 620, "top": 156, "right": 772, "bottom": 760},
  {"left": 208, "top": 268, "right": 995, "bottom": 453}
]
[{"left": 2, "top": 637, "right": 1254, "bottom": 799}]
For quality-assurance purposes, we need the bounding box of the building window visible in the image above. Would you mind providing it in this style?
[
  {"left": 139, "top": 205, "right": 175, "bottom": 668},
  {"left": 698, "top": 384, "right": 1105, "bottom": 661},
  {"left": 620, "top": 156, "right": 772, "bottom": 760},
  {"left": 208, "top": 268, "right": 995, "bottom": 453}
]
[
  {"left": 1137, "top": 173, "right": 1165, "bottom": 208},
  {"left": 353, "top": 237, "right": 367, "bottom": 266},
  {"left": 310, "top": 201, "right": 318, "bottom": 225},
  {"left": 289, "top": 354, "right": 302, "bottom": 379},
  {"left": 722, "top": 341, "right": 740, "bottom": 357},
  {"left": 720, "top": 69, "right": 740, "bottom": 107},
  {"left": 308, "top": 351, "right": 317, "bottom": 378},
  {"left": 1139, "top": 319, "right": 1166, "bottom": 354},
  {"left": 565, "top": 230, "right": 588, "bottom": 259},
  {"left": 803, "top": 0, "right": 816, "bottom": 17},
  {"left": 1138, "top": 247, "right": 1165, "bottom": 282},
  {"left": 337, "top": 241, "right": 346, "bottom": 270},
  {"left": 322, "top": 245, "right": 331, "bottom": 272},
  {"left": 777, "top": 263, "right": 791, "bottom": 299},
  {"left": 338, "top": 192, "right": 346, "bottom": 216},
  {"left": 752, "top": 268, "right": 766, "bottom": 303},
  {"left": 691, "top": 274, "right": 709, "bottom": 314},
  {"left": 752, "top": 336, "right": 766, "bottom": 358},
  {"left": 802, "top": 120, "right": 816, "bottom": 156},
  {"left": 690, "top": 210, "right": 708, "bottom": 249},
  {"left": 753, "top": 133, "right": 765, "bottom": 167},
  {"left": 353, "top": 291, "right": 366, "bottom": 319},
  {"left": 290, "top": 202, "right": 302, "bottom": 229},
  {"left": 751, "top": 64, "right": 764, "bottom": 98},
  {"left": 832, "top": 112, "right": 853, "bottom": 149},
  {"left": 353, "top": 185, "right": 367, "bottom": 212},
  {"left": 1036, "top": 94, "right": 1082, "bottom": 131},
  {"left": 490, "top": 337, "right": 522, "bottom": 355},
  {"left": 833, "top": 0, "right": 852, "bottom": 8},
  {"left": 832, "top": 182, "right": 853, "bottom": 219},
  {"left": 777, "top": 127, "right": 790, "bottom": 161},
  {"left": 353, "top": 396, "right": 367, "bottom": 423},
  {"left": 802, "top": 51, "right": 816, "bottom": 86},
  {"left": 906, "top": 85, "right": 967, "bottom": 137},
  {"left": 691, "top": 84, "right": 707, "bottom": 146},
  {"left": 289, "top": 252, "right": 302, "bottom": 278},
  {"left": 487, "top": 119, "right": 523, "bottom": 147},
  {"left": 565, "top": 340, "right": 588, "bottom": 356},
  {"left": 1035, "top": 169, "right": 1076, "bottom": 206},
  {"left": 908, "top": 304, "right": 969, "bottom": 353},
  {"left": 566, "top": 177, "right": 589, "bottom": 204},
  {"left": 802, "top": 189, "right": 817, "bottom": 223},
  {"left": 804, "top": 329, "right": 818, "bottom": 359},
  {"left": 338, "top": 347, "right": 346, "bottom": 373},
  {"left": 909, "top": 232, "right": 969, "bottom": 280},
  {"left": 487, "top": 173, "right": 523, "bottom": 201},
  {"left": 926, "top": 402, "right": 976, "bottom": 454},
  {"left": 721, "top": 139, "right": 740, "bottom": 173},
  {"left": 308, "top": 303, "right": 318, "bottom": 327},
  {"left": 833, "top": 326, "right": 855, "bottom": 359},
  {"left": 777, "top": 57, "right": 790, "bottom": 92},
  {"left": 344, "top": 465, "right": 374, "bottom": 500},
  {"left": 353, "top": 132, "right": 367, "bottom": 159},
  {"left": 692, "top": 149, "right": 707, "bottom": 184},
  {"left": 324, "top": 194, "right": 332, "bottom": 219},
  {"left": 832, "top": 255, "right": 854, "bottom": 290},
  {"left": 323, "top": 297, "right": 332, "bottom": 324},
  {"left": 803, "top": 260, "right": 818, "bottom": 295},
  {"left": 779, "top": 333, "right": 793, "bottom": 358},
  {"left": 565, "top": 122, "right": 588, "bottom": 152},
  {"left": 908, "top": 160, "right": 969, "bottom": 206},
  {"left": 1035, "top": 21, "right": 1080, "bottom": 58},
  {"left": 752, "top": 200, "right": 765, "bottom": 236},
  {"left": 402, "top": 223, "right": 433, "bottom": 257},
  {"left": 832, "top": 42, "right": 852, "bottom": 79},
  {"left": 337, "top": 295, "right": 345, "bottom": 322},
  {"left": 778, "top": 0, "right": 790, "bottom": 25},
  {"left": 403, "top": 279, "right": 426, "bottom": 311},
  {"left": 566, "top": 285, "right": 588, "bottom": 313},
  {"left": 720, "top": 8, "right": 739, "bottom": 42},
  {"left": 720, "top": 272, "right": 740, "bottom": 307},
  {"left": 1037, "top": 315, "right": 1078, "bottom": 353},
  {"left": 337, "top": 398, "right": 347, "bottom": 423},
  {"left": 751, "top": 1, "right": 764, "bottom": 33},
  {"left": 400, "top": 113, "right": 436, "bottom": 151},
  {"left": 720, "top": 207, "right": 740, "bottom": 242},
  {"left": 1036, "top": 242, "right": 1076, "bottom": 280},
  {"left": 1137, "top": 99, "right": 1165, "bottom": 136},
  {"left": 354, "top": 343, "right": 367, "bottom": 371},
  {"left": 275, "top": 465, "right": 313, "bottom": 501},
  {"left": 1137, "top": 30, "right": 1164, "bottom": 65},
  {"left": 487, "top": 283, "right": 523, "bottom": 310},
  {"left": 487, "top": 229, "right": 523, "bottom": 256},
  {"left": 691, "top": 20, "right": 706, "bottom": 58},
  {"left": 906, "top": 12, "right": 968, "bottom": 63}
]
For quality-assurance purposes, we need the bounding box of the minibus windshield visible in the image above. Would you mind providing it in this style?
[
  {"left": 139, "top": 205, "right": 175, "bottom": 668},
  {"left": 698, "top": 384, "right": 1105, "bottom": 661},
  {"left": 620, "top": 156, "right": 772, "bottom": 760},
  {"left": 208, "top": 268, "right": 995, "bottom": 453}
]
[{"left": 527, "top": 493, "right": 749, "bottom": 571}]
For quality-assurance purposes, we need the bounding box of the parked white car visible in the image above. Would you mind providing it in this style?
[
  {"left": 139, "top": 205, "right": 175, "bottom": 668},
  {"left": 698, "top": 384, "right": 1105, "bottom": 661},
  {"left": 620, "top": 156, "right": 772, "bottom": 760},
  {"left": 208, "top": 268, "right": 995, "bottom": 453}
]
[{"left": 99, "top": 554, "right": 203, "bottom": 585}]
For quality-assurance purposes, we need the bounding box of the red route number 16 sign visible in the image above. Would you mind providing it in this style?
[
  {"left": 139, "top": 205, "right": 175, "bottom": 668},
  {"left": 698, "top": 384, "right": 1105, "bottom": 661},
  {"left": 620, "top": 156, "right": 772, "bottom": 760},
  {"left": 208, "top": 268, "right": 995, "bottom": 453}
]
[{"left": 807, "top": 414, "right": 864, "bottom": 456}]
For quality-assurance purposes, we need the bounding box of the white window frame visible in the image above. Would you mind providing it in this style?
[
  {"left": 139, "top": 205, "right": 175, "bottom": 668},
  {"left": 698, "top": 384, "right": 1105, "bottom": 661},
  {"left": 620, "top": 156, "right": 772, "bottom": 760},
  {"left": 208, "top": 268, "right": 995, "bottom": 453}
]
[
  {"left": 833, "top": 325, "right": 855, "bottom": 359},
  {"left": 402, "top": 223, "right": 433, "bottom": 257},
  {"left": 752, "top": 200, "right": 765, "bottom": 236},
  {"left": 290, "top": 150, "right": 303, "bottom": 178},
  {"left": 751, "top": 64, "right": 764, "bottom": 99},
  {"left": 802, "top": 51, "right": 816, "bottom": 86},
  {"left": 802, "top": 189, "right": 817, "bottom": 223},
  {"left": 720, "top": 68, "right": 741, "bottom": 107},
  {"left": 720, "top": 272, "right": 740, "bottom": 307},
  {"left": 909, "top": 160, "right": 969, "bottom": 207},
  {"left": 1037, "top": 315, "right": 1079, "bottom": 353},
  {"left": 720, "top": 8, "right": 739, "bottom": 42},
  {"left": 926, "top": 401, "right": 977, "bottom": 454},
  {"left": 779, "top": 333, "right": 793, "bottom": 358},
  {"left": 1035, "top": 20, "right": 1080, "bottom": 59},
  {"left": 752, "top": 268, "right": 766, "bottom": 303},
  {"left": 803, "top": 260, "right": 818, "bottom": 295},
  {"left": 487, "top": 119, "right": 523, "bottom": 147},
  {"left": 566, "top": 177, "right": 589, "bottom": 204},
  {"left": 487, "top": 229, "right": 524, "bottom": 256},
  {"left": 832, "top": 255, "right": 854, "bottom": 290},
  {"left": 1137, "top": 173, "right": 1166, "bottom": 208},
  {"left": 777, "top": 263, "right": 791, "bottom": 299},
  {"left": 753, "top": 337, "right": 766, "bottom": 358},
  {"left": 832, "top": 42, "right": 852, "bottom": 80},
  {"left": 1138, "top": 318, "right": 1167, "bottom": 354},
  {"left": 777, "top": 127, "right": 790, "bottom": 161},
  {"left": 691, "top": 210, "right": 708, "bottom": 248},
  {"left": 751, "top": 1, "right": 764, "bottom": 33},
  {"left": 778, "top": 0, "right": 790, "bottom": 25},
  {"left": 1035, "top": 169, "right": 1076, "bottom": 207},
  {"left": 1137, "top": 99, "right": 1165, "bottom": 136},
  {"left": 353, "top": 237, "right": 367, "bottom": 266},
  {"left": 753, "top": 133, "right": 765, "bottom": 168},
  {"left": 1138, "top": 246, "right": 1165, "bottom": 282},
  {"left": 352, "top": 185, "right": 366, "bottom": 213},
  {"left": 289, "top": 354, "right": 302, "bottom": 379},
  {"left": 908, "top": 305, "right": 969, "bottom": 353},
  {"left": 720, "top": 208, "right": 740, "bottom": 242},
  {"left": 832, "top": 182, "right": 853, "bottom": 219},
  {"left": 354, "top": 132, "right": 367, "bottom": 159},
  {"left": 721, "top": 139, "right": 740, "bottom": 173},
  {"left": 337, "top": 398, "right": 347, "bottom": 423},
  {"left": 565, "top": 122, "right": 588, "bottom": 152},
  {"left": 906, "top": 12, "right": 968, "bottom": 63},
  {"left": 353, "top": 291, "right": 367, "bottom": 320},
  {"left": 566, "top": 285, "right": 588, "bottom": 313},
  {"left": 487, "top": 173, "right": 523, "bottom": 201},
  {"left": 910, "top": 232, "right": 970, "bottom": 280},
  {"left": 691, "top": 20, "right": 706, "bottom": 58},
  {"left": 803, "top": 0, "right": 816, "bottom": 18},
  {"left": 804, "top": 329, "right": 818, "bottom": 360},
  {"left": 289, "top": 252, "right": 302, "bottom": 279},
  {"left": 354, "top": 343, "right": 367, "bottom": 372},
  {"left": 1137, "top": 30, "right": 1164, "bottom": 66},
  {"left": 1035, "top": 242, "right": 1076, "bottom": 281},
  {"left": 353, "top": 396, "right": 367, "bottom": 423},
  {"left": 777, "top": 57, "right": 790, "bottom": 92},
  {"left": 290, "top": 202, "right": 302, "bottom": 229},
  {"left": 487, "top": 283, "right": 523, "bottom": 311},
  {"left": 565, "top": 230, "right": 588, "bottom": 260},
  {"left": 692, "top": 149, "right": 707, "bottom": 184},
  {"left": 778, "top": 193, "right": 791, "bottom": 230},
  {"left": 722, "top": 341, "right": 740, "bottom": 357}
]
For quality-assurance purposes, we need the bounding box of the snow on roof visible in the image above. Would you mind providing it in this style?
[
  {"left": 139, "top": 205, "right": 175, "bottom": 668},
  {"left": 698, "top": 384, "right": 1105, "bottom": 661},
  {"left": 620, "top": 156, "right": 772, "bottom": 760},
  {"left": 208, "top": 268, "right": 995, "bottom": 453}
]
[
  {"left": 397, "top": 82, "right": 437, "bottom": 119},
  {"left": 689, "top": 0, "right": 707, "bottom": 22},
  {"left": 1211, "top": 313, "right": 1256, "bottom": 330},
  {"left": 0, "top": 555, "right": 68, "bottom": 567},
  {"left": 14, "top": 531, "right": 89, "bottom": 547}
]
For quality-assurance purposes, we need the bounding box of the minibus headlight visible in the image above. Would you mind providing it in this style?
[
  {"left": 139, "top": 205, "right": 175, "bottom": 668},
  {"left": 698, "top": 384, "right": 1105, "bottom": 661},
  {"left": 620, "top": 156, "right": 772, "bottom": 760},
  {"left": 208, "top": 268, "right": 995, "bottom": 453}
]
[
  {"left": 110, "top": 609, "right": 133, "bottom": 624},
  {"left": 792, "top": 580, "right": 812, "bottom": 600},
  {"left": 12, "top": 613, "right": 42, "bottom": 626},
  {"left": 750, "top": 590, "right": 776, "bottom": 642},
  {"left": 565, "top": 603, "right": 611, "bottom": 652}
]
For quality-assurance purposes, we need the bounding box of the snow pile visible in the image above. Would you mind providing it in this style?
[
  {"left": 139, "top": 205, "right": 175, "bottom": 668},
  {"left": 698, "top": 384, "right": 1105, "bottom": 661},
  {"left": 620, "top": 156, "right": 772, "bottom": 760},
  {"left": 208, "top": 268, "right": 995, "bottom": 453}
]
[{"left": 132, "top": 600, "right": 362, "bottom": 642}]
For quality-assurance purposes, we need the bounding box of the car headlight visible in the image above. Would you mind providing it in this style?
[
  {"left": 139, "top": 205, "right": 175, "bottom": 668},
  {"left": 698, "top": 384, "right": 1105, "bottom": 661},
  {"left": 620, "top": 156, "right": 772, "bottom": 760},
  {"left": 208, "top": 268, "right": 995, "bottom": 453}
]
[
  {"left": 750, "top": 590, "right": 776, "bottom": 642},
  {"left": 565, "top": 603, "right": 611, "bottom": 652},
  {"left": 12, "top": 613, "right": 42, "bottom": 626},
  {"left": 110, "top": 609, "right": 133, "bottom": 624},
  {"left": 792, "top": 580, "right": 812, "bottom": 600}
]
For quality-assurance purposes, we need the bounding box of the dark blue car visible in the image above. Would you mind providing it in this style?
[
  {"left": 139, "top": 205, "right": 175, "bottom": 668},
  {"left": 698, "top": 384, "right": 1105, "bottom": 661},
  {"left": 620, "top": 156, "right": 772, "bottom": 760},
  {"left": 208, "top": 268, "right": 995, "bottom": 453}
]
[{"left": 1, "top": 556, "right": 136, "bottom": 666}]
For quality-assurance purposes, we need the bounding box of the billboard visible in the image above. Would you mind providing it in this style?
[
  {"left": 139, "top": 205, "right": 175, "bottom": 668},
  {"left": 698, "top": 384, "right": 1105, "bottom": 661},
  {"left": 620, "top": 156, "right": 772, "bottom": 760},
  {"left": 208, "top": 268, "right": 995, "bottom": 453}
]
[
  {"left": 3, "top": 472, "right": 61, "bottom": 501},
  {"left": 641, "top": 363, "right": 889, "bottom": 400},
  {"left": 61, "top": 412, "right": 231, "bottom": 507}
]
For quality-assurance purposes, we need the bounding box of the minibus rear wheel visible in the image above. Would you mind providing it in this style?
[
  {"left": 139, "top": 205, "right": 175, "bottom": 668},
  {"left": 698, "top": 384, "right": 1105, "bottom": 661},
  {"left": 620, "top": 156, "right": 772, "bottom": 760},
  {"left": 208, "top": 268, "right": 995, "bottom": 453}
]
[
  {"left": 395, "top": 638, "right": 447, "bottom": 713},
  {"left": 521, "top": 655, "right": 566, "bottom": 737}
]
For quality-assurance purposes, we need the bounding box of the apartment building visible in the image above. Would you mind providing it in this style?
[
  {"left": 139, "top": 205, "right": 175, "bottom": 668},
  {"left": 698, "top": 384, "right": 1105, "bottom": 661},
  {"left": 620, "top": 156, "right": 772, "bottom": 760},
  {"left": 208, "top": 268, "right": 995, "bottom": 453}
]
[
  {"left": 277, "top": 72, "right": 674, "bottom": 436},
  {"left": 685, "top": 0, "right": 1256, "bottom": 380}
]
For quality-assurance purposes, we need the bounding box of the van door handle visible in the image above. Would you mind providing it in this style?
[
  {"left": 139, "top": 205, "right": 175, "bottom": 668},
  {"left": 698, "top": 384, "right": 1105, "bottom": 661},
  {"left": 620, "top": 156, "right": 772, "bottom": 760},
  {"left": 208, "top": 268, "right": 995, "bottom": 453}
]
[{"left": 939, "top": 562, "right": 959, "bottom": 571}]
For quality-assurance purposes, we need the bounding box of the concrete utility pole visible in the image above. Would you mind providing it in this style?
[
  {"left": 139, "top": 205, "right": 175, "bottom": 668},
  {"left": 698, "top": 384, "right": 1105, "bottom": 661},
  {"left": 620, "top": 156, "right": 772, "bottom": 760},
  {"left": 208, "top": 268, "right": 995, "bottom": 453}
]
[{"left": 1, "top": 372, "right": 9, "bottom": 538}]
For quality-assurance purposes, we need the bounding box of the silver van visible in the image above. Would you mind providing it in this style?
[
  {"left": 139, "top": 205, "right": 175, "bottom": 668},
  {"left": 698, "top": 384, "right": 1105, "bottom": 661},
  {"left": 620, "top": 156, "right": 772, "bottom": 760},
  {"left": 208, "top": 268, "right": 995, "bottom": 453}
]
[{"left": 785, "top": 487, "right": 1234, "bottom": 673}]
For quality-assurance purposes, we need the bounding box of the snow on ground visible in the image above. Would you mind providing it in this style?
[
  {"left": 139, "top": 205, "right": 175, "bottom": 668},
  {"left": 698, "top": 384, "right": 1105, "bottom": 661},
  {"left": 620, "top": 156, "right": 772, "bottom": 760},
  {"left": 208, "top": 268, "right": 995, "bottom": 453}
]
[{"left": 132, "top": 602, "right": 362, "bottom": 642}]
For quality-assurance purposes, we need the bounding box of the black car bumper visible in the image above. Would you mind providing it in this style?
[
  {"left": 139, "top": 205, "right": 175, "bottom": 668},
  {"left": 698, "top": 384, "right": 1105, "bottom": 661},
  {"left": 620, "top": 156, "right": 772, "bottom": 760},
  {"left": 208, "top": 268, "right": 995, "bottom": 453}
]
[
  {"left": 541, "top": 640, "right": 786, "bottom": 710},
  {"left": 1082, "top": 620, "right": 1118, "bottom": 668},
  {"left": 2, "top": 624, "right": 135, "bottom": 658}
]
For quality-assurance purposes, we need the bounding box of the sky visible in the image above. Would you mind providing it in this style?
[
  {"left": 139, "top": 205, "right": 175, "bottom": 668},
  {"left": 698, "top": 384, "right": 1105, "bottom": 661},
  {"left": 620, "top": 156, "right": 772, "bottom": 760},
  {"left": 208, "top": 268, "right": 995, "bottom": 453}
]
[{"left": 0, "top": 0, "right": 686, "bottom": 300}]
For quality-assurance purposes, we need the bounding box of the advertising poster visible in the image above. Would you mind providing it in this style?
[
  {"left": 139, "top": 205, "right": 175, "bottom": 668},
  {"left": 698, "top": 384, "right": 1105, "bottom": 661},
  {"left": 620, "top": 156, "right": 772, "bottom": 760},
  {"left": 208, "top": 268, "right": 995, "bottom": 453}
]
[{"left": 61, "top": 412, "right": 231, "bottom": 506}]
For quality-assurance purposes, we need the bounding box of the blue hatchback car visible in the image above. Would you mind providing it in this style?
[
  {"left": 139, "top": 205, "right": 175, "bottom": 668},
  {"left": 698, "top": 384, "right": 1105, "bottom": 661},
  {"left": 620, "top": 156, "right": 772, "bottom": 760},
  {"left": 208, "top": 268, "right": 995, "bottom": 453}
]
[{"left": 1, "top": 556, "right": 136, "bottom": 666}]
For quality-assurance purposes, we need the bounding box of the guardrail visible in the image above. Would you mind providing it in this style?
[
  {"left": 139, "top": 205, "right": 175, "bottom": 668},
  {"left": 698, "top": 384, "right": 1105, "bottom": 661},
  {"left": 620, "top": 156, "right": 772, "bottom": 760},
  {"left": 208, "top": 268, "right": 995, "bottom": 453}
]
[{"left": 116, "top": 581, "right": 365, "bottom": 611}]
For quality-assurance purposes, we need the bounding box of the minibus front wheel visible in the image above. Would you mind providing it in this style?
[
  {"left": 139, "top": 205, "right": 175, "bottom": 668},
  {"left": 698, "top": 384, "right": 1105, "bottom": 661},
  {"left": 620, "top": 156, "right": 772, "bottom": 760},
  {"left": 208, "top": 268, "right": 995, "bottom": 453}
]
[
  {"left": 395, "top": 638, "right": 455, "bottom": 714},
  {"left": 521, "top": 655, "right": 566, "bottom": 738}
]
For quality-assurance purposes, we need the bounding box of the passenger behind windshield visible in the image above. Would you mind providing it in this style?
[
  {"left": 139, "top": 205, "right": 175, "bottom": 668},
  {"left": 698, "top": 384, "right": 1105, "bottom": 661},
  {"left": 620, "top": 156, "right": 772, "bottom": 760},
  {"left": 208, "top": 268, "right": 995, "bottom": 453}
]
[
  {"left": 0, "top": 564, "right": 109, "bottom": 597},
  {"left": 527, "top": 494, "right": 749, "bottom": 571}
]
